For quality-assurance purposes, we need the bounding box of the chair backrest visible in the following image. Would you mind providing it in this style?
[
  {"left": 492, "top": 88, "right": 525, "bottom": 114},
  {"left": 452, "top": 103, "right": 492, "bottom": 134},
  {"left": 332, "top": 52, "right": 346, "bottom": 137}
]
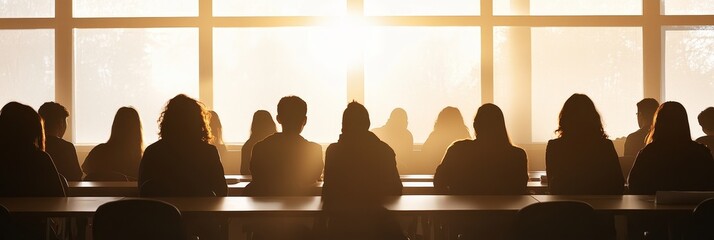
[
  {"left": 93, "top": 199, "right": 184, "bottom": 240},
  {"left": 0, "top": 205, "right": 10, "bottom": 240},
  {"left": 689, "top": 197, "right": 714, "bottom": 239},
  {"left": 515, "top": 201, "right": 599, "bottom": 240}
]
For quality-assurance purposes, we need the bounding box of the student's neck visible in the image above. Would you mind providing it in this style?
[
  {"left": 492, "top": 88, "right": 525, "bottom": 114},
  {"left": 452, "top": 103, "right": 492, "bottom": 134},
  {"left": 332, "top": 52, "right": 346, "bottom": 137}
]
[{"left": 281, "top": 129, "right": 302, "bottom": 135}]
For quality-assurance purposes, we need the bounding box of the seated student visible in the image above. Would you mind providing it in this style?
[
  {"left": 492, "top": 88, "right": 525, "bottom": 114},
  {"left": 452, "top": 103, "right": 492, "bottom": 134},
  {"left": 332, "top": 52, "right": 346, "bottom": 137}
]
[
  {"left": 82, "top": 107, "right": 143, "bottom": 181},
  {"left": 138, "top": 94, "right": 227, "bottom": 240},
  {"left": 38, "top": 101, "right": 82, "bottom": 181},
  {"left": 421, "top": 107, "right": 471, "bottom": 173},
  {"left": 0, "top": 102, "right": 66, "bottom": 239},
  {"left": 696, "top": 107, "right": 714, "bottom": 156},
  {"left": 434, "top": 103, "right": 528, "bottom": 195},
  {"left": 624, "top": 98, "right": 659, "bottom": 158},
  {"left": 546, "top": 94, "right": 625, "bottom": 195},
  {"left": 208, "top": 110, "right": 228, "bottom": 163},
  {"left": 372, "top": 108, "right": 414, "bottom": 174},
  {"left": 628, "top": 102, "right": 714, "bottom": 194},
  {"left": 240, "top": 110, "right": 277, "bottom": 175},
  {"left": 322, "top": 102, "right": 404, "bottom": 240},
  {"left": 245, "top": 96, "right": 323, "bottom": 196}
]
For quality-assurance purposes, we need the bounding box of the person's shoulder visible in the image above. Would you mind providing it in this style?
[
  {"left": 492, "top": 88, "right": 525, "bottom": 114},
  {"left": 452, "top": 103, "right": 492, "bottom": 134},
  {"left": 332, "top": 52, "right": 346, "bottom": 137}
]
[{"left": 449, "top": 139, "right": 474, "bottom": 149}]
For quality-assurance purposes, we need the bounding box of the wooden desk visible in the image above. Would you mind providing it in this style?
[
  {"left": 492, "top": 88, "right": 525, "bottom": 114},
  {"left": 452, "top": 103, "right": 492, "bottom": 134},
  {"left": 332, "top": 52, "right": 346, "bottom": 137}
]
[
  {"left": 226, "top": 173, "right": 545, "bottom": 183},
  {"left": 531, "top": 195, "right": 695, "bottom": 214}
]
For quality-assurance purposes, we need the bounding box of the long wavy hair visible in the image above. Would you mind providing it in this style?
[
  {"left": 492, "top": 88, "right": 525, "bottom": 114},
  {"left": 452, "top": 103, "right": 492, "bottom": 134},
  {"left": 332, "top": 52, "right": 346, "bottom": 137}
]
[
  {"left": 0, "top": 102, "right": 45, "bottom": 151},
  {"left": 474, "top": 103, "right": 512, "bottom": 147},
  {"left": 158, "top": 94, "right": 212, "bottom": 143},
  {"left": 646, "top": 101, "right": 691, "bottom": 144},
  {"left": 107, "top": 107, "right": 143, "bottom": 154},
  {"left": 555, "top": 94, "right": 608, "bottom": 140}
]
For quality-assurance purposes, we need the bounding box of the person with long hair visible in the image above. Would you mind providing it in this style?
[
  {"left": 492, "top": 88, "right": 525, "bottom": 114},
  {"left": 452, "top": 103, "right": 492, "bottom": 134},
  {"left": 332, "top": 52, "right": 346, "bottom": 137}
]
[
  {"left": 240, "top": 110, "right": 277, "bottom": 174},
  {"left": 546, "top": 94, "right": 624, "bottom": 195},
  {"left": 138, "top": 94, "right": 227, "bottom": 240},
  {"left": 434, "top": 103, "right": 528, "bottom": 195},
  {"left": 0, "top": 102, "right": 65, "bottom": 239},
  {"left": 82, "top": 107, "right": 143, "bottom": 181},
  {"left": 208, "top": 110, "right": 229, "bottom": 162},
  {"left": 628, "top": 102, "right": 714, "bottom": 194},
  {"left": 421, "top": 107, "right": 471, "bottom": 173},
  {"left": 372, "top": 108, "right": 414, "bottom": 174}
]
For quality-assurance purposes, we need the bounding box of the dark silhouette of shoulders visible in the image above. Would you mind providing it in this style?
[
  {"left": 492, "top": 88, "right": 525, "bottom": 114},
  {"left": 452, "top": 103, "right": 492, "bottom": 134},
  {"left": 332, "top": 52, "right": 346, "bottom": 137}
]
[
  {"left": 628, "top": 140, "right": 714, "bottom": 194},
  {"left": 82, "top": 143, "right": 141, "bottom": 181},
  {"left": 546, "top": 138, "right": 625, "bottom": 195},
  {"left": 624, "top": 128, "right": 649, "bottom": 158},
  {"left": 45, "top": 136, "right": 82, "bottom": 181},
  {"left": 696, "top": 135, "right": 714, "bottom": 157},
  {"left": 434, "top": 139, "right": 528, "bottom": 195},
  {"left": 0, "top": 148, "right": 65, "bottom": 197}
]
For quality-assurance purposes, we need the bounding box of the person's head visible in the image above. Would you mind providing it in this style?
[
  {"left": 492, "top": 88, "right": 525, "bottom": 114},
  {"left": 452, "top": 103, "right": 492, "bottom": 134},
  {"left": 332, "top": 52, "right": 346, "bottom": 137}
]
[
  {"left": 385, "top": 108, "right": 408, "bottom": 129},
  {"left": 555, "top": 94, "right": 608, "bottom": 140},
  {"left": 636, "top": 98, "right": 659, "bottom": 129},
  {"left": 158, "top": 94, "right": 212, "bottom": 143},
  {"left": 647, "top": 101, "right": 691, "bottom": 143},
  {"left": 0, "top": 102, "right": 45, "bottom": 150},
  {"left": 208, "top": 110, "right": 224, "bottom": 145},
  {"left": 341, "top": 101, "right": 370, "bottom": 134},
  {"left": 107, "top": 107, "right": 143, "bottom": 150},
  {"left": 276, "top": 96, "right": 307, "bottom": 133},
  {"left": 250, "top": 110, "right": 277, "bottom": 139},
  {"left": 473, "top": 103, "right": 511, "bottom": 146},
  {"left": 38, "top": 101, "right": 69, "bottom": 138},
  {"left": 434, "top": 107, "right": 468, "bottom": 132},
  {"left": 698, "top": 107, "right": 714, "bottom": 136}
]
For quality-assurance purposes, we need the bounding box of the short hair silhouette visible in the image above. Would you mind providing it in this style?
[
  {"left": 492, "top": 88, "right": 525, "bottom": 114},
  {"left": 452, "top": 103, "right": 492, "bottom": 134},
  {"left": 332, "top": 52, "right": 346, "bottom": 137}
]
[
  {"left": 386, "top": 108, "right": 408, "bottom": 129},
  {"left": 474, "top": 103, "right": 511, "bottom": 146},
  {"left": 647, "top": 101, "right": 692, "bottom": 144},
  {"left": 250, "top": 110, "right": 277, "bottom": 138},
  {"left": 342, "top": 101, "right": 370, "bottom": 134},
  {"left": 208, "top": 110, "right": 224, "bottom": 145},
  {"left": 108, "top": 107, "right": 143, "bottom": 151},
  {"left": 637, "top": 98, "right": 659, "bottom": 122},
  {"left": 555, "top": 93, "right": 607, "bottom": 139},
  {"left": 0, "top": 102, "right": 45, "bottom": 150},
  {"left": 276, "top": 96, "right": 307, "bottom": 129},
  {"left": 38, "top": 101, "right": 68, "bottom": 131},
  {"left": 158, "top": 94, "right": 212, "bottom": 143},
  {"left": 434, "top": 107, "right": 468, "bottom": 133},
  {"left": 698, "top": 107, "right": 714, "bottom": 132}
]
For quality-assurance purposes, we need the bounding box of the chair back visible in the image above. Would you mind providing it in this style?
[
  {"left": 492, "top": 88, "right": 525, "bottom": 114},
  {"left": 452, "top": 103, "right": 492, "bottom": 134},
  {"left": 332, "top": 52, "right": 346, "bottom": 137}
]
[
  {"left": 689, "top": 197, "right": 714, "bottom": 239},
  {"left": 93, "top": 199, "right": 184, "bottom": 240},
  {"left": 0, "top": 205, "right": 10, "bottom": 240},
  {"left": 515, "top": 201, "right": 599, "bottom": 240}
]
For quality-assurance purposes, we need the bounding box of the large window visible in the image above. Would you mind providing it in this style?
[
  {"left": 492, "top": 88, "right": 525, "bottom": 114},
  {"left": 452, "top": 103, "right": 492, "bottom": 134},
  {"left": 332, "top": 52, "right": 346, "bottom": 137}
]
[{"left": 2, "top": 0, "right": 714, "bottom": 147}]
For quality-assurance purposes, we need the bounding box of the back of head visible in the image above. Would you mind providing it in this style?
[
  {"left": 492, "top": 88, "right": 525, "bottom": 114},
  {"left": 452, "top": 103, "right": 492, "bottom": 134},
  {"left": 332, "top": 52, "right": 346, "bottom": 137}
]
[
  {"left": 556, "top": 94, "right": 607, "bottom": 140},
  {"left": 276, "top": 96, "right": 307, "bottom": 130},
  {"left": 342, "top": 101, "right": 371, "bottom": 134},
  {"left": 474, "top": 103, "right": 511, "bottom": 147},
  {"left": 208, "top": 110, "right": 224, "bottom": 144},
  {"left": 434, "top": 106, "right": 468, "bottom": 133},
  {"left": 158, "top": 94, "right": 212, "bottom": 143},
  {"left": 0, "top": 102, "right": 45, "bottom": 150},
  {"left": 250, "top": 110, "right": 277, "bottom": 139},
  {"left": 108, "top": 107, "right": 143, "bottom": 149},
  {"left": 637, "top": 98, "right": 659, "bottom": 128},
  {"left": 386, "top": 108, "right": 408, "bottom": 129},
  {"left": 698, "top": 107, "right": 714, "bottom": 133},
  {"left": 647, "top": 101, "right": 691, "bottom": 143},
  {"left": 37, "top": 101, "right": 68, "bottom": 133}
]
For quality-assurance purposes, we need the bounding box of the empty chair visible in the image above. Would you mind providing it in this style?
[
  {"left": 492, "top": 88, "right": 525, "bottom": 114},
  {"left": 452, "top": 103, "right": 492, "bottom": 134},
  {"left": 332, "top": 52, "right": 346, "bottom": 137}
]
[
  {"left": 515, "top": 201, "right": 600, "bottom": 240},
  {"left": 93, "top": 199, "right": 184, "bottom": 240},
  {"left": 688, "top": 198, "right": 714, "bottom": 240}
]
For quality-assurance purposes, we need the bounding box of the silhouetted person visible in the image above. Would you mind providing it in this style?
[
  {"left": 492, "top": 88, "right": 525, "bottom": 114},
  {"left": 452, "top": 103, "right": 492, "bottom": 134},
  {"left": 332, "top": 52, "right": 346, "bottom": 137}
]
[
  {"left": 546, "top": 94, "right": 624, "bottom": 195},
  {"left": 628, "top": 102, "right": 714, "bottom": 194},
  {"left": 421, "top": 107, "right": 471, "bottom": 173},
  {"left": 434, "top": 103, "right": 528, "bottom": 195},
  {"left": 38, "top": 101, "right": 82, "bottom": 181},
  {"left": 240, "top": 110, "right": 277, "bottom": 175},
  {"left": 0, "top": 102, "right": 65, "bottom": 239},
  {"left": 138, "top": 94, "right": 227, "bottom": 240},
  {"left": 322, "top": 102, "right": 405, "bottom": 240},
  {"left": 696, "top": 107, "right": 714, "bottom": 157},
  {"left": 82, "top": 107, "right": 143, "bottom": 181},
  {"left": 624, "top": 98, "right": 659, "bottom": 158},
  {"left": 245, "top": 96, "right": 323, "bottom": 196},
  {"left": 372, "top": 108, "right": 414, "bottom": 174},
  {"left": 209, "top": 110, "right": 228, "bottom": 162}
]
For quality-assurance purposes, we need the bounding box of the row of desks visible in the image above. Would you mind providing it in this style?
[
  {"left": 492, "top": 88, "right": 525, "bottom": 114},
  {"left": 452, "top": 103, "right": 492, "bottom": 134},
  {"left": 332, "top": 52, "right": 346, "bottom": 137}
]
[
  {"left": 0, "top": 195, "right": 695, "bottom": 218},
  {"left": 224, "top": 172, "right": 549, "bottom": 183}
]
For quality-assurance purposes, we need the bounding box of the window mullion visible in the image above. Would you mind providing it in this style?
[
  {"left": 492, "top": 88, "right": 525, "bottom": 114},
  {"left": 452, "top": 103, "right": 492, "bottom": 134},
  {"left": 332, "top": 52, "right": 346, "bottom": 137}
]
[
  {"left": 199, "top": 0, "right": 214, "bottom": 108},
  {"left": 56, "top": 0, "right": 74, "bottom": 142}
]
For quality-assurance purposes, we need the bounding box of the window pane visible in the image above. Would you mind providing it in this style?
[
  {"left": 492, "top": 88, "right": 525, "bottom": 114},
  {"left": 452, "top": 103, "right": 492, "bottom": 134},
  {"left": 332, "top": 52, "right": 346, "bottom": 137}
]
[
  {"left": 664, "top": 0, "right": 714, "bottom": 15},
  {"left": 365, "top": 27, "right": 481, "bottom": 143},
  {"left": 0, "top": 30, "right": 54, "bottom": 109},
  {"left": 494, "top": 0, "right": 641, "bottom": 16},
  {"left": 0, "top": 1, "right": 53, "bottom": 18},
  {"left": 365, "top": 0, "right": 479, "bottom": 16},
  {"left": 665, "top": 28, "right": 714, "bottom": 138},
  {"left": 531, "top": 27, "right": 643, "bottom": 142},
  {"left": 74, "top": 28, "right": 199, "bottom": 144},
  {"left": 74, "top": 0, "right": 197, "bottom": 17},
  {"left": 214, "top": 27, "right": 346, "bottom": 143},
  {"left": 213, "top": 0, "right": 345, "bottom": 16}
]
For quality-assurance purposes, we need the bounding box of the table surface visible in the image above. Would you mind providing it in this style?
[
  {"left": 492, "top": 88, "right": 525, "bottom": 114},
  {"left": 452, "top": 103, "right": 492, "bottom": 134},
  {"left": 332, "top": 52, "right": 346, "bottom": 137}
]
[{"left": 531, "top": 195, "right": 696, "bottom": 213}]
